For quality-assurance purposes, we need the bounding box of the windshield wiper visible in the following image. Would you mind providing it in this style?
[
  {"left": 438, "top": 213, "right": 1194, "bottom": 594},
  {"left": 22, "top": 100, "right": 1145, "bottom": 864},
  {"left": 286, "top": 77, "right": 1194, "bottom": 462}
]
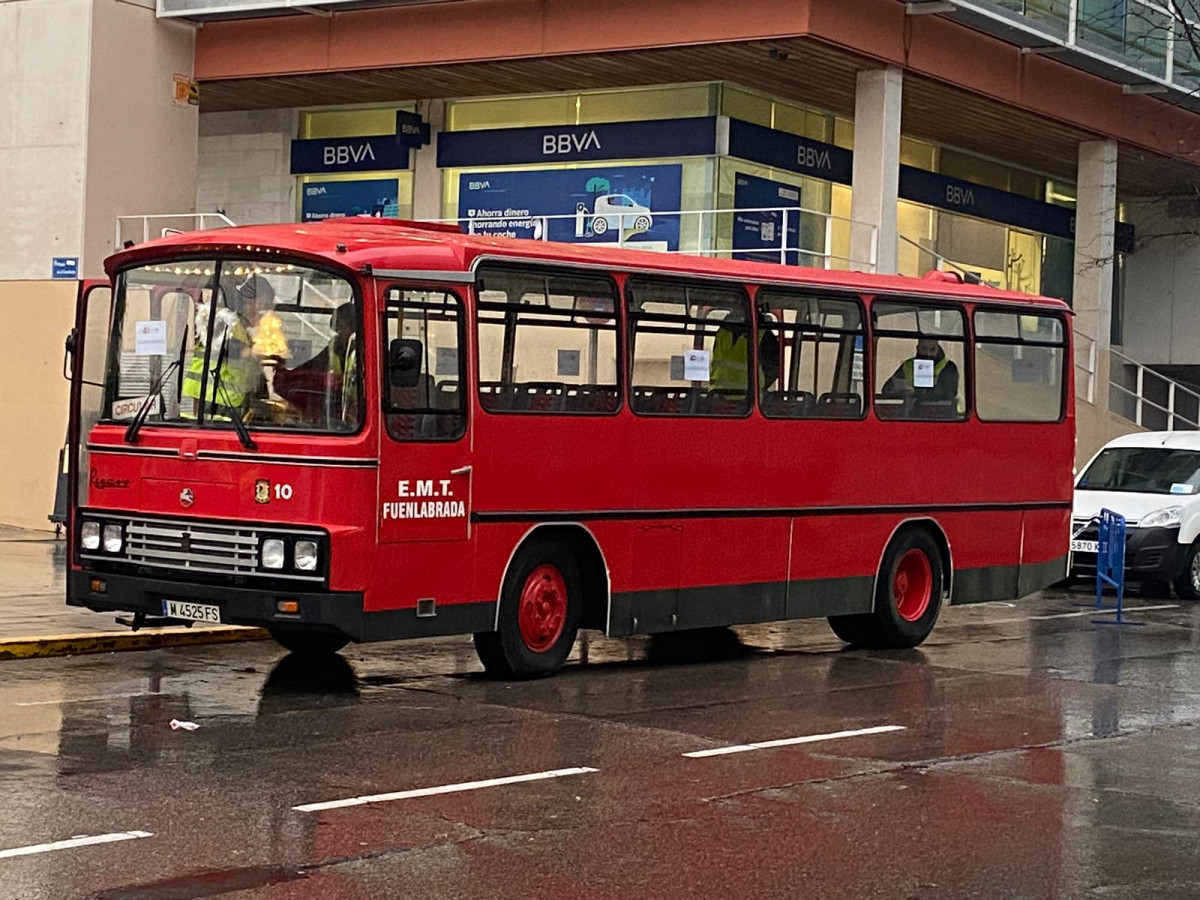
[
  {"left": 125, "top": 329, "right": 189, "bottom": 444},
  {"left": 207, "top": 325, "right": 257, "bottom": 451}
]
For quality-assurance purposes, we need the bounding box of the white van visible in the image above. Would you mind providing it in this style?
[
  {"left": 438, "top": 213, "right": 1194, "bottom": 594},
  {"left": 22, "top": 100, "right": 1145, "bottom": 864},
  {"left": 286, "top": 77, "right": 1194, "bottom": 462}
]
[{"left": 1072, "top": 431, "right": 1200, "bottom": 598}]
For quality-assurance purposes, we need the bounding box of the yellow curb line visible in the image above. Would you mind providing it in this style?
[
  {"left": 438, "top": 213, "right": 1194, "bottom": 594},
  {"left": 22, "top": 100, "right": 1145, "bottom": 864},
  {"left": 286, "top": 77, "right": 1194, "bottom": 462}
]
[{"left": 0, "top": 626, "right": 270, "bottom": 661}]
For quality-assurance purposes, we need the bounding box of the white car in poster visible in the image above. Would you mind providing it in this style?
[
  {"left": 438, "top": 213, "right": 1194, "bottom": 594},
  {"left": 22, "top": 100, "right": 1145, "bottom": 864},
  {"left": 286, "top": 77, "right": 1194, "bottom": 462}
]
[{"left": 591, "top": 194, "right": 653, "bottom": 236}]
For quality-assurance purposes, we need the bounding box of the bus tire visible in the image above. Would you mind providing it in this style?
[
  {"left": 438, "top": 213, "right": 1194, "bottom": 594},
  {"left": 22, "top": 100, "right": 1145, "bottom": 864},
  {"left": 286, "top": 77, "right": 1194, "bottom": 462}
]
[
  {"left": 269, "top": 627, "right": 349, "bottom": 657},
  {"left": 473, "top": 539, "right": 581, "bottom": 680},
  {"left": 1172, "top": 541, "right": 1200, "bottom": 600},
  {"left": 830, "top": 530, "right": 944, "bottom": 649}
]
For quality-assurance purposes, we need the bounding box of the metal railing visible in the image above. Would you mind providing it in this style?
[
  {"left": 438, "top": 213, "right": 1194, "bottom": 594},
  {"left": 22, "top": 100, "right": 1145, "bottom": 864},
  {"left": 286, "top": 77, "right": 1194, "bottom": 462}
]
[
  {"left": 115, "top": 213, "right": 236, "bottom": 250},
  {"left": 1108, "top": 348, "right": 1200, "bottom": 431},
  {"left": 435, "top": 206, "right": 879, "bottom": 272},
  {"left": 1075, "top": 329, "right": 1097, "bottom": 405}
]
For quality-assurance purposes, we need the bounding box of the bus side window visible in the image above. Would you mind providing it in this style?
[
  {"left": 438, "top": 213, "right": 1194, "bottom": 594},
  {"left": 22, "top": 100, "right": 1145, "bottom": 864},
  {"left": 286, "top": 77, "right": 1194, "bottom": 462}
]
[
  {"left": 627, "top": 278, "right": 751, "bottom": 417},
  {"left": 475, "top": 266, "right": 620, "bottom": 415},
  {"left": 383, "top": 288, "right": 465, "bottom": 441},
  {"left": 973, "top": 310, "right": 1066, "bottom": 422},
  {"left": 872, "top": 301, "right": 968, "bottom": 421},
  {"left": 757, "top": 290, "right": 864, "bottom": 419}
]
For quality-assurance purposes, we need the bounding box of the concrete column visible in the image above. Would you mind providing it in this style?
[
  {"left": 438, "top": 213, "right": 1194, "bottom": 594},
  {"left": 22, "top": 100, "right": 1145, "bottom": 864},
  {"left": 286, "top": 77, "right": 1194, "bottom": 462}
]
[
  {"left": 850, "top": 67, "right": 903, "bottom": 274},
  {"left": 1072, "top": 139, "right": 1119, "bottom": 463},
  {"left": 411, "top": 99, "right": 446, "bottom": 221}
]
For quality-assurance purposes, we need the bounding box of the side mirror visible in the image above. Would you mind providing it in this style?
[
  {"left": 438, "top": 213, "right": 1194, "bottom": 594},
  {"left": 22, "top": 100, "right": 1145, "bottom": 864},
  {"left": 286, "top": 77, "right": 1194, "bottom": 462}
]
[{"left": 388, "top": 338, "right": 423, "bottom": 389}]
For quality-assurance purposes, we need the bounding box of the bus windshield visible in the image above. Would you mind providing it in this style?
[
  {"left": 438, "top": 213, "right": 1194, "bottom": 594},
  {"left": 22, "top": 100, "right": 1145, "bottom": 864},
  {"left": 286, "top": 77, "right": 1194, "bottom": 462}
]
[
  {"left": 1078, "top": 447, "right": 1200, "bottom": 495},
  {"left": 103, "top": 260, "right": 361, "bottom": 435}
]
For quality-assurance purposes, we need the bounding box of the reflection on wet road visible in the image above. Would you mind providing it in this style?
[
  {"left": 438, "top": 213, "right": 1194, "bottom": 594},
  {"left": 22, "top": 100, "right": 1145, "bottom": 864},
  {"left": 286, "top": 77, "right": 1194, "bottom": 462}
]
[{"left": 1, "top": 591, "right": 1199, "bottom": 899}]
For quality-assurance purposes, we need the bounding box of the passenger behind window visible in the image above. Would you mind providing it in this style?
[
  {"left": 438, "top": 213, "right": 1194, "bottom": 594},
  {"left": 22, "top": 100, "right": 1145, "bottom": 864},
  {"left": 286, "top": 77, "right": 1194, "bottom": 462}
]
[
  {"left": 881, "top": 336, "right": 960, "bottom": 417},
  {"left": 272, "top": 304, "right": 355, "bottom": 425},
  {"left": 711, "top": 316, "right": 780, "bottom": 392}
]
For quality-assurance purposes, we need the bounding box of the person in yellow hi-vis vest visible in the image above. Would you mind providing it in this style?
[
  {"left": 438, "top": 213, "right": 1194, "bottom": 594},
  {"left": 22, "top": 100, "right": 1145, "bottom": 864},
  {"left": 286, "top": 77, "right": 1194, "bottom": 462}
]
[
  {"left": 882, "top": 336, "right": 961, "bottom": 416},
  {"left": 710, "top": 317, "right": 780, "bottom": 392},
  {"left": 182, "top": 275, "right": 271, "bottom": 419}
]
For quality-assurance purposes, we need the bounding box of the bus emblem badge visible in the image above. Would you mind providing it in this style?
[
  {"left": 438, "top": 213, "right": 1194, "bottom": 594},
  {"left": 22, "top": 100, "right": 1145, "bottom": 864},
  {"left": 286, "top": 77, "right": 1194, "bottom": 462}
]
[
  {"left": 179, "top": 488, "right": 194, "bottom": 508},
  {"left": 254, "top": 480, "right": 270, "bottom": 504}
]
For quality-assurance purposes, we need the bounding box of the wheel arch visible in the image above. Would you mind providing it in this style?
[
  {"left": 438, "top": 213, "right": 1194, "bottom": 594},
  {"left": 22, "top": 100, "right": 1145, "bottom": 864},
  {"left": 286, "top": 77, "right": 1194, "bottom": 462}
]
[
  {"left": 494, "top": 523, "right": 611, "bottom": 632},
  {"left": 872, "top": 517, "right": 954, "bottom": 611}
]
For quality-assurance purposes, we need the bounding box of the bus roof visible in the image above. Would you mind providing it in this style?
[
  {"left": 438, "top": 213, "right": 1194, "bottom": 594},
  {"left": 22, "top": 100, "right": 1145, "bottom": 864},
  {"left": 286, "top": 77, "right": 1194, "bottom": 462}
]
[{"left": 106, "top": 218, "right": 1069, "bottom": 309}]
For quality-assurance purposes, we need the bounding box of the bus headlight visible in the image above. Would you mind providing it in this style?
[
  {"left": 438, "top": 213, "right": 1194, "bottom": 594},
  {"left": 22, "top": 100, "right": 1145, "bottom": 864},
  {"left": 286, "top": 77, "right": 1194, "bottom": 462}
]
[
  {"left": 294, "top": 540, "right": 318, "bottom": 572},
  {"left": 261, "top": 538, "right": 286, "bottom": 570},
  {"left": 81, "top": 520, "right": 100, "bottom": 550},
  {"left": 102, "top": 523, "right": 124, "bottom": 554}
]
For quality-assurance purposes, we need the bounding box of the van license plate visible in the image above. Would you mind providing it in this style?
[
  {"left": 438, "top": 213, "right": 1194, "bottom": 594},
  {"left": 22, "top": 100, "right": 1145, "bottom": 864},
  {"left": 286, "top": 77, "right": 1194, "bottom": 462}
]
[
  {"left": 163, "top": 600, "right": 221, "bottom": 623},
  {"left": 1071, "top": 540, "right": 1099, "bottom": 553}
]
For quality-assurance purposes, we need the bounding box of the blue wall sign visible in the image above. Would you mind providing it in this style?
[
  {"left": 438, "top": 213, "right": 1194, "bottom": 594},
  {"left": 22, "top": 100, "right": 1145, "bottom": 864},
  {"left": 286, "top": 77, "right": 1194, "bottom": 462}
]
[
  {"left": 290, "top": 135, "right": 409, "bottom": 175},
  {"left": 722, "top": 117, "right": 1134, "bottom": 251},
  {"left": 733, "top": 173, "right": 802, "bottom": 264},
  {"left": 396, "top": 111, "right": 431, "bottom": 148},
  {"left": 727, "top": 119, "right": 854, "bottom": 185},
  {"left": 300, "top": 178, "right": 399, "bottom": 222},
  {"left": 458, "top": 165, "right": 683, "bottom": 249},
  {"left": 52, "top": 257, "right": 79, "bottom": 279},
  {"left": 439, "top": 117, "right": 718, "bottom": 168}
]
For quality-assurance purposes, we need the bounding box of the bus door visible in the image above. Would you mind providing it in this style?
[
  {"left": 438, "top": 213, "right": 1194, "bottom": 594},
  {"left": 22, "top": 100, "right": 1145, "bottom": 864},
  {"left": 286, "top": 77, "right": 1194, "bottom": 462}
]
[
  {"left": 377, "top": 282, "right": 471, "bottom": 544},
  {"left": 66, "top": 280, "right": 114, "bottom": 557}
]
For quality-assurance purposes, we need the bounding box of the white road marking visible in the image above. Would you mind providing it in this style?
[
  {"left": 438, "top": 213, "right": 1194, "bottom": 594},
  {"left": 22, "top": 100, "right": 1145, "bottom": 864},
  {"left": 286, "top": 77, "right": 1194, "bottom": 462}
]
[
  {"left": 683, "top": 725, "right": 906, "bottom": 759},
  {"left": 0, "top": 831, "right": 153, "bottom": 860},
  {"left": 1026, "top": 603, "right": 1177, "bottom": 621},
  {"left": 293, "top": 766, "right": 599, "bottom": 813},
  {"left": 15, "top": 692, "right": 165, "bottom": 707}
]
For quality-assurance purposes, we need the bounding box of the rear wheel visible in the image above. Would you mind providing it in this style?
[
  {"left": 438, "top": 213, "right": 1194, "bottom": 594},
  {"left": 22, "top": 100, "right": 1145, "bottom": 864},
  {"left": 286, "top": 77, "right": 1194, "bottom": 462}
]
[
  {"left": 828, "top": 530, "right": 944, "bottom": 649},
  {"left": 1172, "top": 541, "right": 1200, "bottom": 600},
  {"left": 474, "top": 539, "right": 581, "bottom": 679},
  {"left": 268, "top": 627, "right": 349, "bottom": 657}
]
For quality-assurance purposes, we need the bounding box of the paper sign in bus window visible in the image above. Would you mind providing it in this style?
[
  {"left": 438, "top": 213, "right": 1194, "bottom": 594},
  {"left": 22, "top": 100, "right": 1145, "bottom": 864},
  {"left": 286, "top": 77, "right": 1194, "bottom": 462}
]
[
  {"left": 557, "top": 349, "right": 581, "bottom": 377},
  {"left": 135, "top": 321, "right": 167, "bottom": 356},
  {"left": 913, "top": 358, "right": 935, "bottom": 388},
  {"left": 684, "top": 349, "right": 711, "bottom": 382}
]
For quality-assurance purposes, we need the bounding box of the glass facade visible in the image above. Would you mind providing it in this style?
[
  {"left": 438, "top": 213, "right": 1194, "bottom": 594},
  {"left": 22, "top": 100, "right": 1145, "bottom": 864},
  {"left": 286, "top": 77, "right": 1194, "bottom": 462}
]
[
  {"left": 975, "top": 0, "right": 1191, "bottom": 86},
  {"left": 294, "top": 106, "right": 415, "bottom": 221}
]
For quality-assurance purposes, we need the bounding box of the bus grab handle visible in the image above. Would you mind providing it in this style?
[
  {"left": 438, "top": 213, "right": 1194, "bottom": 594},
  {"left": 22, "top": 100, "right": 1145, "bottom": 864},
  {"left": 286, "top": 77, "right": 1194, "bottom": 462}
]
[{"left": 450, "top": 465, "right": 473, "bottom": 476}]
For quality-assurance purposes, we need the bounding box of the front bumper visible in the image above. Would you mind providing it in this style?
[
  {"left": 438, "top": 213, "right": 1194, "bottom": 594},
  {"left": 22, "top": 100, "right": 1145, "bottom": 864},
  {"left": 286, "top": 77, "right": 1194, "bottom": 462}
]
[
  {"left": 68, "top": 569, "right": 365, "bottom": 640},
  {"left": 1070, "top": 525, "right": 1187, "bottom": 581}
]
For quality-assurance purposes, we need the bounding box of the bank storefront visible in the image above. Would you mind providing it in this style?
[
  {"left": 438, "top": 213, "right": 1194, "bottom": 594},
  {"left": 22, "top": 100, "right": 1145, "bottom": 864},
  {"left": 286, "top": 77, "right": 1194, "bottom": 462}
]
[{"left": 280, "top": 83, "right": 1129, "bottom": 301}]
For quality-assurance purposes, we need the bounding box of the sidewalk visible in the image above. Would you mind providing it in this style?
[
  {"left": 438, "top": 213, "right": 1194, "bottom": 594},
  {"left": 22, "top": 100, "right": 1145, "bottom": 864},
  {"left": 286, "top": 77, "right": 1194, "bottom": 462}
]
[{"left": 0, "top": 525, "right": 264, "bottom": 656}]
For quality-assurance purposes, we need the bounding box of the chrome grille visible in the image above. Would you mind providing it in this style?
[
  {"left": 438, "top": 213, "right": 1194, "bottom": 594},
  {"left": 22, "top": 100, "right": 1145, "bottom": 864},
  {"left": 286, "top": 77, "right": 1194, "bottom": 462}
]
[
  {"left": 126, "top": 520, "right": 260, "bottom": 576},
  {"left": 81, "top": 514, "right": 325, "bottom": 581}
]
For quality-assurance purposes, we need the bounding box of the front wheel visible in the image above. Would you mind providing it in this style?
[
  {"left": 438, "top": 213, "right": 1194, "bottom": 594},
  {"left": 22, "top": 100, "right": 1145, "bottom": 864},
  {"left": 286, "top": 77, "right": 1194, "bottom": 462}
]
[
  {"left": 828, "top": 530, "right": 944, "bottom": 649},
  {"left": 474, "top": 539, "right": 581, "bottom": 679},
  {"left": 268, "top": 627, "right": 349, "bottom": 657},
  {"left": 1172, "top": 541, "right": 1200, "bottom": 600}
]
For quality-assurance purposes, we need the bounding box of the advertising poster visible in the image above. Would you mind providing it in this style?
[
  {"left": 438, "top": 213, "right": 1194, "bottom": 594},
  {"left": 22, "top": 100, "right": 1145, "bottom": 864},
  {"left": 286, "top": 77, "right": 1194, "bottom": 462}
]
[
  {"left": 733, "top": 173, "right": 801, "bottom": 265},
  {"left": 301, "top": 178, "right": 399, "bottom": 222},
  {"left": 457, "top": 165, "right": 683, "bottom": 250}
]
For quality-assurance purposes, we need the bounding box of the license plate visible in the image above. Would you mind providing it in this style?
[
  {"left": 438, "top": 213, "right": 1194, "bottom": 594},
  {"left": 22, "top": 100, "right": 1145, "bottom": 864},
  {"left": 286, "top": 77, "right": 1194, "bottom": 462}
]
[
  {"left": 163, "top": 600, "right": 221, "bottom": 624},
  {"left": 1071, "top": 540, "right": 1099, "bottom": 553}
]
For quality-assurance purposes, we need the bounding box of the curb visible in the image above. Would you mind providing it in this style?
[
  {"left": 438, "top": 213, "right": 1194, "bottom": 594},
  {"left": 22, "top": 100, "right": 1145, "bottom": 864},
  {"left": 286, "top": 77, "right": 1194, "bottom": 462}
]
[{"left": 0, "top": 626, "right": 270, "bottom": 661}]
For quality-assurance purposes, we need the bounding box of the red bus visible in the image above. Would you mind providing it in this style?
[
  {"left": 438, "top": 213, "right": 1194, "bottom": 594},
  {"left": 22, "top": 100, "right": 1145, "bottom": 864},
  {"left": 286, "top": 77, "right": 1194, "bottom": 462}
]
[{"left": 65, "top": 220, "right": 1074, "bottom": 678}]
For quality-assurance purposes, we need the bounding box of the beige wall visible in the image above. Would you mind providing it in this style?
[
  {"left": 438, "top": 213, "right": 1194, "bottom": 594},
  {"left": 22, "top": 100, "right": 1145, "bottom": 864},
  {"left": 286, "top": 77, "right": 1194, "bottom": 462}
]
[
  {"left": 0, "top": 0, "right": 90, "bottom": 281},
  {"left": 0, "top": 281, "right": 76, "bottom": 530},
  {"left": 83, "top": 0, "right": 198, "bottom": 277},
  {"left": 1075, "top": 400, "right": 1144, "bottom": 471}
]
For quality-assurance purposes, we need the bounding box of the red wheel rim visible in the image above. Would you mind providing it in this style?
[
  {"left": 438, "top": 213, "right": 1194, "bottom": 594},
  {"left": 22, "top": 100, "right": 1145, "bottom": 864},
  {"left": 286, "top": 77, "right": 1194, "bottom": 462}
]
[
  {"left": 893, "top": 549, "right": 933, "bottom": 622},
  {"left": 517, "top": 564, "right": 567, "bottom": 653}
]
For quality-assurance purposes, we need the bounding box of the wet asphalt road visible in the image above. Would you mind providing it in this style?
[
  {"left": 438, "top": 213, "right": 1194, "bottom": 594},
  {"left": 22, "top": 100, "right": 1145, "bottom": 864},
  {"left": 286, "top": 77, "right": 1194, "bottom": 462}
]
[{"left": 1, "top": 592, "right": 1199, "bottom": 899}]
